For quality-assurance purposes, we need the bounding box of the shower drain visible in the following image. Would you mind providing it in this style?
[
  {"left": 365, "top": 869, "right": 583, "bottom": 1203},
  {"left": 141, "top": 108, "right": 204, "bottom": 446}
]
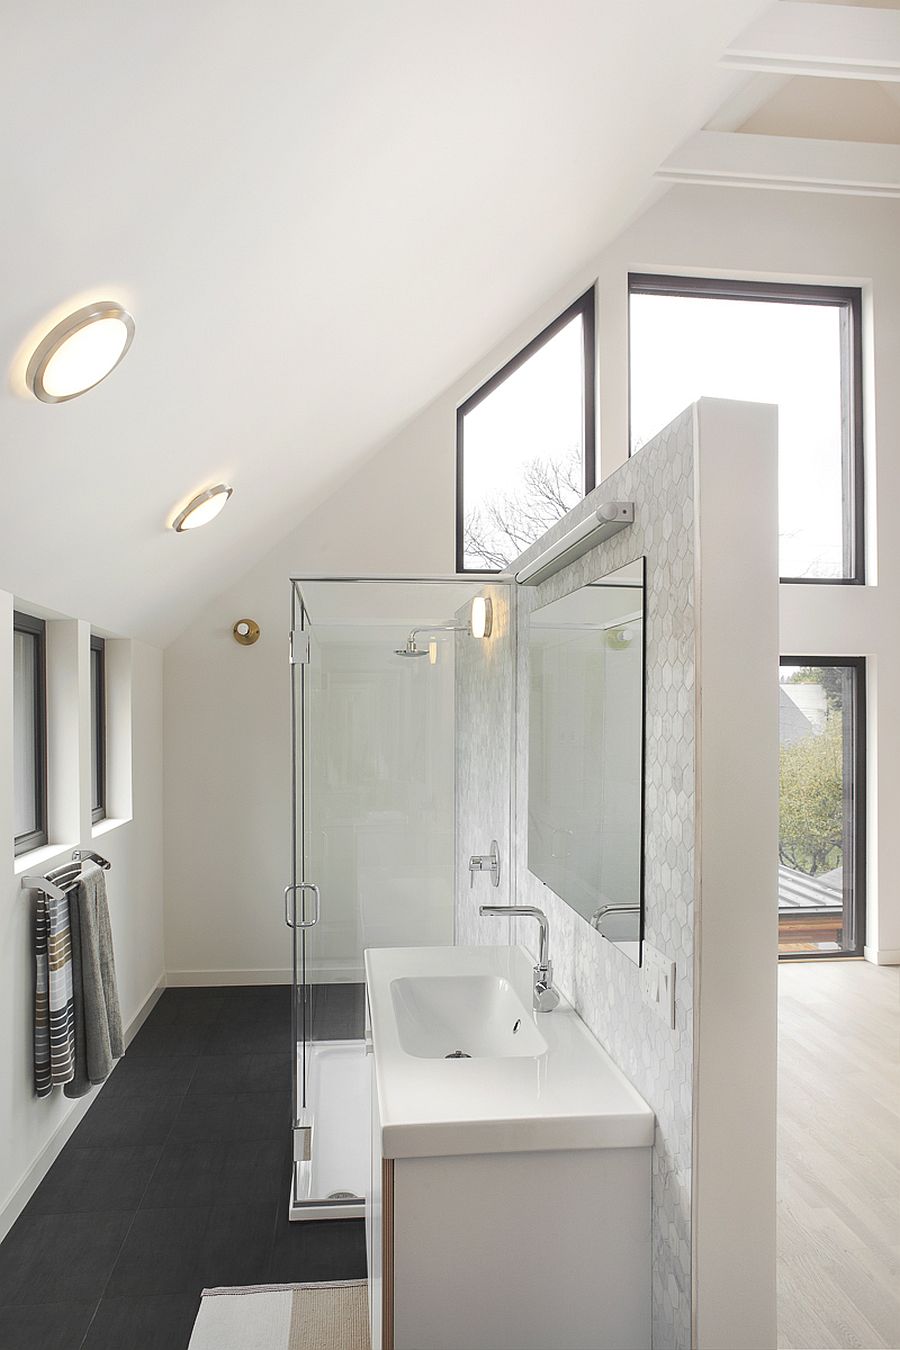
[
  {"left": 327, "top": 1190, "right": 360, "bottom": 1200},
  {"left": 445, "top": 1049, "right": 471, "bottom": 1059}
]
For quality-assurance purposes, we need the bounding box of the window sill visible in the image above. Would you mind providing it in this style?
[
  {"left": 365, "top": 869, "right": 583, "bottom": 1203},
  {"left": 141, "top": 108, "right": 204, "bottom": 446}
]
[
  {"left": 14, "top": 842, "right": 78, "bottom": 876},
  {"left": 92, "top": 816, "right": 131, "bottom": 840}
]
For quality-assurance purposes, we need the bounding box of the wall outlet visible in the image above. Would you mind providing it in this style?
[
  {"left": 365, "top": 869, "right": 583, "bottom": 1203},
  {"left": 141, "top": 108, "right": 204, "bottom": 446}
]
[{"left": 641, "top": 942, "right": 676, "bottom": 1029}]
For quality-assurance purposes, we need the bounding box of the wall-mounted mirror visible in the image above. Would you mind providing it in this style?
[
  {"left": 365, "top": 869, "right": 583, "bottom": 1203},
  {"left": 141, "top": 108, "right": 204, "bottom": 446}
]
[{"left": 527, "top": 559, "right": 645, "bottom": 963}]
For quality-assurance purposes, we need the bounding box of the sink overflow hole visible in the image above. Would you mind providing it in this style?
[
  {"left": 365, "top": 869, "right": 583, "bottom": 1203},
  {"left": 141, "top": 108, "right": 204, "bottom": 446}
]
[
  {"left": 512, "top": 1019, "right": 521, "bottom": 1034},
  {"left": 445, "top": 1049, "right": 471, "bottom": 1059}
]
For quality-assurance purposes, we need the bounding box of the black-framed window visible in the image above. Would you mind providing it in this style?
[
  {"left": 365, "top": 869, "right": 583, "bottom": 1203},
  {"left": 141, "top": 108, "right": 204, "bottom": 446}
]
[
  {"left": 457, "top": 288, "right": 596, "bottom": 572},
  {"left": 13, "top": 611, "right": 47, "bottom": 856},
  {"left": 629, "top": 275, "right": 864, "bottom": 584},
  {"left": 778, "top": 657, "right": 866, "bottom": 959},
  {"left": 90, "top": 635, "right": 107, "bottom": 824}
]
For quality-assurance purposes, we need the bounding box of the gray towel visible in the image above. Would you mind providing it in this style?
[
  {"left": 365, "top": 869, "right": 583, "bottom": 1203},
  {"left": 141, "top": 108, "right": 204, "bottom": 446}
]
[{"left": 64, "top": 864, "right": 124, "bottom": 1098}]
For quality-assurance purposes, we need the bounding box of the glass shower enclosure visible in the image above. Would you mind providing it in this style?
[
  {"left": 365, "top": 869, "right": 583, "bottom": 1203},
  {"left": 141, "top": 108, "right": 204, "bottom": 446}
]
[{"left": 286, "top": 576, "right": 501, "bottom": 1220}]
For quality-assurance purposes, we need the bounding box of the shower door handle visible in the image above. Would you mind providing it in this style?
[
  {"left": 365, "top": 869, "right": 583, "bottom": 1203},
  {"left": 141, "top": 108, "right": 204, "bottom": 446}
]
[{"left": 284, "top": 882, "right": 321, "bottom": 929}]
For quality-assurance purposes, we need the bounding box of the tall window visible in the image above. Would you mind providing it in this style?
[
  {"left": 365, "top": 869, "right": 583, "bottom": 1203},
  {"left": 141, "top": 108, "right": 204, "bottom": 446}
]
[
  {"left": 457, "top": 289, "right": 595, "bottom": 572},
  {"left": 629, "top": 276, "right": 863, "bottom": 583},
  {"left": 90, "top": 635, "right": 106, "bottom": 824},
  {"left": 13, "top": 611, "right": 47, "bottom": 855},
  {"left": 779, "top": 658, "right": 865, "bottom": 958}
]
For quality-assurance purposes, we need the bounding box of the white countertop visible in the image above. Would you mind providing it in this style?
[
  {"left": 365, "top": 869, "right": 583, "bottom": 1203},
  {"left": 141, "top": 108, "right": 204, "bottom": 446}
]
[{"left": 365, "top": 944, "right": 655, "bottom": 1159}]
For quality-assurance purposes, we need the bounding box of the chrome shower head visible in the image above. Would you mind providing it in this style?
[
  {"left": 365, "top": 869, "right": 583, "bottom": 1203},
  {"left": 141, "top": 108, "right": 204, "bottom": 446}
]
[
  {"left": 394, "top": 622, "right": 468, "bottom": 660},
  {"left": 394, "top": 637, "right": 429, "bottom": 658}
]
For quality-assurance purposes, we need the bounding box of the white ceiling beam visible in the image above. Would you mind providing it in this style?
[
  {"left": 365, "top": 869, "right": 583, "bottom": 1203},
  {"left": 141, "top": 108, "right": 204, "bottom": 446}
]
[
  {"left": 721, "top": 1, "right": 900, "bottom": 81},
  {"left": 657, "top": 129, "right": 900, "bottom": 197}
]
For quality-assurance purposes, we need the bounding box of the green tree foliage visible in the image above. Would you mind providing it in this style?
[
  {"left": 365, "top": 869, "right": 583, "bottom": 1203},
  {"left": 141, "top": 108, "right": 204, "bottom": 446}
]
[{"left": 779, "top": 715, "right": 844, "bottom": 876}]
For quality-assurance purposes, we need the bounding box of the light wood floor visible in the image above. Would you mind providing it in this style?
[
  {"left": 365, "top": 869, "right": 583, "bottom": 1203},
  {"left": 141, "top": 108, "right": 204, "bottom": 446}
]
[{"left": 778, "top": 960, "right": 900, "bottom": 1350}]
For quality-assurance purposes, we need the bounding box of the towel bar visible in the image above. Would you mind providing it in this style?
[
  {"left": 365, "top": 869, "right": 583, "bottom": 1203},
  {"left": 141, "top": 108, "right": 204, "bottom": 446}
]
[
  {"left": 22, "top": 849, "right": 112, "bottom": 900},
  {"left": 72, "top": 849, "right": 112, "bottom": 870}
]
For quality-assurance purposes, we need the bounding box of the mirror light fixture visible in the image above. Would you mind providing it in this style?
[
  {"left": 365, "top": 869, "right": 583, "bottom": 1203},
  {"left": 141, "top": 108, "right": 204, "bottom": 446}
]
[
  {"left": 515, "top": 502, "right": 635, "bottom": 586},
  {"left": 470, "top": 595, "right": 493, "bottom": 639},
  {"left": 26, "top": 301, "right": 135, "bottom": 402},
  {"left": 172, "top": 484, "right": 233, "bottom": 532}
]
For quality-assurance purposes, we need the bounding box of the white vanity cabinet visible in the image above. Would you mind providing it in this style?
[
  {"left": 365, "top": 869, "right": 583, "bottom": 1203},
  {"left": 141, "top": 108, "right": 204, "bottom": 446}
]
[
  {"left": 367, "top": 1098, "right": 651, "bottom": 1350},
  {"left": 364, "top": 945, "right": 654, "bottom": 1350}
]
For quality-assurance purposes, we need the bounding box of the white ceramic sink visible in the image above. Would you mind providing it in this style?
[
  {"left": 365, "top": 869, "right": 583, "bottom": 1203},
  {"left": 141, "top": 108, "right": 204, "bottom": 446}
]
[
  {"left": 390, "top": 974, "right": 548, "bottom": 1059},
  {"left": 365, "top": 944, "right": 655, "bottom": 1159}
]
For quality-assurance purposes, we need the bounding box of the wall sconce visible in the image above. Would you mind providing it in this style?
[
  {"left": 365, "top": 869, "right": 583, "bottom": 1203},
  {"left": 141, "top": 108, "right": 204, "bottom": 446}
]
[
  {"left": 233, "top": 619, "right": 260, "bottom": 645},
  {"left": 471, "top": 596, "right": 493, "bottom": 639}
]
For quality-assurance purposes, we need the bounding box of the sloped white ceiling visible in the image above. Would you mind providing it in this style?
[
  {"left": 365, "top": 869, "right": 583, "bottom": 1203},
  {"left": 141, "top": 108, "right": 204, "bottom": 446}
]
[
  {"left": 0, "top": 0, "right": 766, "bottom": 646},
  {"left": 741, "top": 75, "right": 900, "bottom": 142}
]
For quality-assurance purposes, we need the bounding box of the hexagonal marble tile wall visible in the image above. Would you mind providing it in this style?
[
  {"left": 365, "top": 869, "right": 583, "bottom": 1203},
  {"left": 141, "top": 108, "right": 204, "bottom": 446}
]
[{"left": 456, "top": 405, "right": 697, "bottom": 1350}]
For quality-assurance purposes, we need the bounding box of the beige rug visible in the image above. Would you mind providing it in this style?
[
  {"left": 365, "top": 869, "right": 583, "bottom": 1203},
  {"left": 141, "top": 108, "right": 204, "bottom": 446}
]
[{"left": 188, "top": 1279, "right": 370, "bottom": 1350}]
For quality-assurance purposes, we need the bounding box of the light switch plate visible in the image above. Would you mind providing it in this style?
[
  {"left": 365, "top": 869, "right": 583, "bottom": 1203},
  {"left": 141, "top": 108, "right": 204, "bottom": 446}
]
[{"left": 641, "top": 942, "right": 676, "bottom": 1028}]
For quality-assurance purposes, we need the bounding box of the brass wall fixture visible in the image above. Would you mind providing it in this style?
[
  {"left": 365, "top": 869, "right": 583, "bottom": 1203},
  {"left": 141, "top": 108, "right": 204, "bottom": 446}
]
[{"left": 233, "top": 619, "right": 260, "bottom": 646}]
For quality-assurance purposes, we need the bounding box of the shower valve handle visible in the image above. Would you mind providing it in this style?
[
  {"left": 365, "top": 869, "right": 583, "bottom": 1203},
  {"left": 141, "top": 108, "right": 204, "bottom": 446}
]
[{"left": 468, "top": 841, "right": 501, "bottom": 889}]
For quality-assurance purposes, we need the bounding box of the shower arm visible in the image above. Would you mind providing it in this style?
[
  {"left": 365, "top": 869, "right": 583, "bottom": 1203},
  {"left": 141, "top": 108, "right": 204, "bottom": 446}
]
[{"left": 407, "top": 623, "right": 470, "bottom": 644}]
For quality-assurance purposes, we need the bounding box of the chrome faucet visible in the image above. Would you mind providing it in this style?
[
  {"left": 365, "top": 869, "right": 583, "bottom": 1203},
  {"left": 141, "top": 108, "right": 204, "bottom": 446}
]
[{"left": 479, "top": 904, "right": 560, "bottom": 1012}]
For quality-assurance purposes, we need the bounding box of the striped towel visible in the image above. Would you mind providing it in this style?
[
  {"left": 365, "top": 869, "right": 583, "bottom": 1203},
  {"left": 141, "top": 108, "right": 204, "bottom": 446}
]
[{"left": 33, "top": 864, "right": 79, "bottom": 1097}]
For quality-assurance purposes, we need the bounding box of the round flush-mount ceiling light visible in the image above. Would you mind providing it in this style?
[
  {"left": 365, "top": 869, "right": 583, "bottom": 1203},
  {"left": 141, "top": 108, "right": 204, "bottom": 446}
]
[
  {"left": 172, "top": 484, "right": 233, "bottom": 532},
  {"left": 26, "top": 301, "right": 135, "bottom": 402}
]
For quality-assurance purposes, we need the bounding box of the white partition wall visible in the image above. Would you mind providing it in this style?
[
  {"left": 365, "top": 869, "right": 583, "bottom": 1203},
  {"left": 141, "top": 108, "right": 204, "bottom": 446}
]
[
  {"left": 690, "top": 399, "right": 779, "bottom": 1350},
  {"left": 456, "top": 398, "right": 779, "bottom": 1350}
]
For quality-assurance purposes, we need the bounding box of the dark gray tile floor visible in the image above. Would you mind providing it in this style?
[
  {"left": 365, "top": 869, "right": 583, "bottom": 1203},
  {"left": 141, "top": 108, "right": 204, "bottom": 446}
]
[{"left": 0, "top": 984, "right": 367, "bottom": 1350}]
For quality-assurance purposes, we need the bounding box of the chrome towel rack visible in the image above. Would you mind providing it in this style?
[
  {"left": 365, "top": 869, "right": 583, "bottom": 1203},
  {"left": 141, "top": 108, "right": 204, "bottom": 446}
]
[
  {"left": 22, "top": 849, "right": 112, "bottom": 901},
  {"left": 72, "top": 849, "right": 111, "bottom": 869}
]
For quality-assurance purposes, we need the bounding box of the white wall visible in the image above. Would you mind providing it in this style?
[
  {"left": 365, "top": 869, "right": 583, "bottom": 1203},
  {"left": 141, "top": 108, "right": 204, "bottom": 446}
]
[
  {"left": 164, "top": 183, "right": 900, "bottom": 974},
  {"left": 690, "top": 400, "right": 780, "bottom": 1350},
  {"left": 156, "top": 180, "right": 899, "bottom": 1350},
  {"left": 454, "top": 401, "right": 780, "bottom": 1350},
  {"left": 0, "top": 593, "right": 165, "bottom": 1239},
  {"left": 163, "top": 424, "right": 453, "bottom": 982},
  {"left": 593, "top": 186, "right": 900, "bottom": 963},
  {"left": 304, "top": 628, "right": 455, "bottom": 979}
]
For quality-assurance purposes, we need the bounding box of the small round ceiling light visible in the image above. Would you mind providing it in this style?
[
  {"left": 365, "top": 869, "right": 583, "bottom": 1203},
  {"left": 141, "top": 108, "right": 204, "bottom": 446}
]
[
  {"left": 172, "top": 484, "right": 233, "bottom": 533},
  {"left": 26, "top": 301, "right": 135, "bottom": 402},
  {"left": 470, "top": 595, "right": 493, "bottom": 639}
]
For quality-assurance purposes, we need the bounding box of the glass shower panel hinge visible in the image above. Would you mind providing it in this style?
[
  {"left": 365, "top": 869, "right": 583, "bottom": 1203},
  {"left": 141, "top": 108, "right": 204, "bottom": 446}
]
[{"left": 289, "top": 630, "right": 310, "bottom": 665}]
